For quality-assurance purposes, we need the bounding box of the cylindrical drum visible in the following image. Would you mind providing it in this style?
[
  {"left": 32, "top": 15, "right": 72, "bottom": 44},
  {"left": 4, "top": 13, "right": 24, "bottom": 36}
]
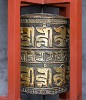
[{"left": 20, "top": 13, "right": 70, "bottom": 95}]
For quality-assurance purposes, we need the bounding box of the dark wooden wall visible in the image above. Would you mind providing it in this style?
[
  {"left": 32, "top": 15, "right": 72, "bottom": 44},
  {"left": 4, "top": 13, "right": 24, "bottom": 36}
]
[{"left": 21, "top": 93, "right": 59, "bottom": 100}]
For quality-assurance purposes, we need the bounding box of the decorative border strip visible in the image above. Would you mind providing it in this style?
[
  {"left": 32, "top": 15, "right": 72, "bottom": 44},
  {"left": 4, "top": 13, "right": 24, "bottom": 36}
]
[
  {"left": 21, "top": 18, "right": 68, "bottom": 24},
  {"left": 21, "top": 86, "right": 69, "bottom": 95}
]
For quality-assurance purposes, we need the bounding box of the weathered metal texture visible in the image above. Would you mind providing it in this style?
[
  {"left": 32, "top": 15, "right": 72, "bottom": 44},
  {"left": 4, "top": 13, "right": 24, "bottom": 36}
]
[{"left": 20, "top": 13, "right": 70, "bottom": 95}]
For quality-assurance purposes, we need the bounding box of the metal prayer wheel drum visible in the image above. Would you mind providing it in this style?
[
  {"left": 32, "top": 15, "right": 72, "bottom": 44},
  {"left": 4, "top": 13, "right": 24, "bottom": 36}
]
[{"left": 20, "top": 13, "right": 70, "bottom": 95}]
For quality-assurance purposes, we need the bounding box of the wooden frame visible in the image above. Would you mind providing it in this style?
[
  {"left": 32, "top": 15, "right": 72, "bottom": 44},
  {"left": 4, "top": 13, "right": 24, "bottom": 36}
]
[{"left": 0, "top": 0, "right": 82, "bottom": 99}]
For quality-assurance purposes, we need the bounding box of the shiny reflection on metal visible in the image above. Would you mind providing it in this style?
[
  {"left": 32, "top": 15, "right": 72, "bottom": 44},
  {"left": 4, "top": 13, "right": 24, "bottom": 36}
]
[{"left": 20, "top": 13, "right": 70, "bottom": 95}]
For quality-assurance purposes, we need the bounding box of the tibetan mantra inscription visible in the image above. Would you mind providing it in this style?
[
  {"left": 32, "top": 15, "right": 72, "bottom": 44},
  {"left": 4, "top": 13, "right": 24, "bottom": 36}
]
[{"left": 20, "top": 13, "right": 70, "bottom": 95}]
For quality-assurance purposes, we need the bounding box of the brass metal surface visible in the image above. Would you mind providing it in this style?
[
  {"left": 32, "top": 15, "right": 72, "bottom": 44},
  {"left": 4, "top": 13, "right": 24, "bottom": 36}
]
[{"left": 20, "top": 13, "right": 70, "bottom": 95}]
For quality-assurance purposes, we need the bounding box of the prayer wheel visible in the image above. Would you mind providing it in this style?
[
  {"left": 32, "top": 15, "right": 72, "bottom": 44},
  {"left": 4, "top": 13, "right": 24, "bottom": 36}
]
[{"left": 20, "top": 13, "right": 70, "bottom": 95}]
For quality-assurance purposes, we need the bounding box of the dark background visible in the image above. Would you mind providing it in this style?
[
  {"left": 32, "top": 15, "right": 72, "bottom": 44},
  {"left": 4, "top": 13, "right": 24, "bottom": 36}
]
[{"left": 0, "top": 0, "right": 86, "bottom": 100}]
